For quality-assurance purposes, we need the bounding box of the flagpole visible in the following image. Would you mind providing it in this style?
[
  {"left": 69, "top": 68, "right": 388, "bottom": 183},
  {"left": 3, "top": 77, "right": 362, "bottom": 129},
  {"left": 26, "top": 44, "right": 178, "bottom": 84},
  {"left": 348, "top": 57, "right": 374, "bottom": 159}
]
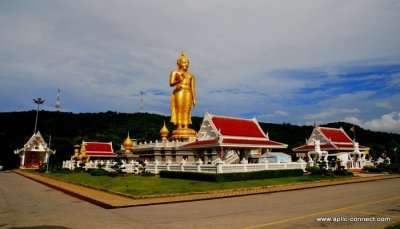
[{"left": 350, "top": 126, "right": 356, "bottom": 142}]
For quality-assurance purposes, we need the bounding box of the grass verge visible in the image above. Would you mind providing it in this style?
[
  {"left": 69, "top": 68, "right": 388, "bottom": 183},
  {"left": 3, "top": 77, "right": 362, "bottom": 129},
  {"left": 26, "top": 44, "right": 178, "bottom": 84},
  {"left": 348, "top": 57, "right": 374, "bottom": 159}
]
[{"left": 41, "top": 171, "right": 351, "bottom": 197}]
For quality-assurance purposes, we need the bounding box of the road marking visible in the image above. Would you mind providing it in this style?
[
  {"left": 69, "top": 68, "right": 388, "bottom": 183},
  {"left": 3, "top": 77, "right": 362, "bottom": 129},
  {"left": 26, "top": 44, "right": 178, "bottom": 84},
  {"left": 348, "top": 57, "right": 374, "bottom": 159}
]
[{"left": 243, "top": 195, "right": 400, "bottom": 229}]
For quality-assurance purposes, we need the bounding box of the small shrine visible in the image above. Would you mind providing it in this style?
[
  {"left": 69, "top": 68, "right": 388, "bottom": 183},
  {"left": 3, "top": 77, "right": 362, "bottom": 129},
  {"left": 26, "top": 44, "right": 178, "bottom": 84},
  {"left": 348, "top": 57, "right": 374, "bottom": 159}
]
[
  {"left": 293, "top": 126, "right": 370, "bottom": 170},
  {"left": 14, "top": 131, "right": 56, "bottom": 169},
  {"left": 72, "top": 141, "right": 117, "bottom": 162}
]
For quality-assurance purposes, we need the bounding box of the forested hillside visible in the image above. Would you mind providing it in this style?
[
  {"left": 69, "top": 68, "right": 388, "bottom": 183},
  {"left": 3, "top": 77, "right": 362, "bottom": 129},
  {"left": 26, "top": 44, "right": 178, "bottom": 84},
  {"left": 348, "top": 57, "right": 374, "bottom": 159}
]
[{"left": 1, "top": 111, "right": 399, "bottom": 169}]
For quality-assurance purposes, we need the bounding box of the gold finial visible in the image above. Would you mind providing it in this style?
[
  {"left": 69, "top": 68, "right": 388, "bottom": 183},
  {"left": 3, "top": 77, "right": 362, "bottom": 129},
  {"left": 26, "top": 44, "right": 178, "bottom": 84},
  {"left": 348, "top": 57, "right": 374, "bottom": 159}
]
[
  {"left": 160, "top": 121, "right": 170, "bottom": 141},
  {"left": 160, "top": 121, "right": 169, "bottom": 135},
  {"left": 177, "top": 51, "right": 189, "bottom": 63},
  {"left": 123, "top": 131, "right": 134, "bottom": 151}
]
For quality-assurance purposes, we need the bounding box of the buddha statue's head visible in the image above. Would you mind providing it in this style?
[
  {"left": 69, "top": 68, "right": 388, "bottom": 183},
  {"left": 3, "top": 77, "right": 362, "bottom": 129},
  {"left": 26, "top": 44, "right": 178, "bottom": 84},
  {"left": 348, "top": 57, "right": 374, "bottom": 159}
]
[{"left": 177, "top": 52, "right": 190, "bottom": 71}]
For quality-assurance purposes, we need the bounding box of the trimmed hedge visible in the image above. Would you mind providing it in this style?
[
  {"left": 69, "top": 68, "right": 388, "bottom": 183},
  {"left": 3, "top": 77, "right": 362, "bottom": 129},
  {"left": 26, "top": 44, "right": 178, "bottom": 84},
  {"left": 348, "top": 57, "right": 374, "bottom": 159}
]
[
  {"left": 363, "top": 163, "right": 400, "bottom": 173},
  {"left": 89, "top": 169, "right": 109, "bottom": 176},
  {"left": 159, "top": 169, "right": 304, "bottom": 182}
]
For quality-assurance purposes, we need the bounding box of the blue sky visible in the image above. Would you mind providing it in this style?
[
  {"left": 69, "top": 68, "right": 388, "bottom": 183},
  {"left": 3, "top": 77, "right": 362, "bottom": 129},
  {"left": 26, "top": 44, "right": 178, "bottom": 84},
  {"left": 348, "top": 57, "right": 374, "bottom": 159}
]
[{"left": 0, "top": 1, "right": 400, "bottom": 133}]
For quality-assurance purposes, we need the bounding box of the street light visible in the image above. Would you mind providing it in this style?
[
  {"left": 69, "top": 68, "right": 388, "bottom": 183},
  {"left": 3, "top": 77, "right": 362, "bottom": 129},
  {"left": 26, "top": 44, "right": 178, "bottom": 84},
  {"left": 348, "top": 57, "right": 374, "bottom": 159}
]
[{"left": 33, "top": 97, "right": 45, "bottom": 133}]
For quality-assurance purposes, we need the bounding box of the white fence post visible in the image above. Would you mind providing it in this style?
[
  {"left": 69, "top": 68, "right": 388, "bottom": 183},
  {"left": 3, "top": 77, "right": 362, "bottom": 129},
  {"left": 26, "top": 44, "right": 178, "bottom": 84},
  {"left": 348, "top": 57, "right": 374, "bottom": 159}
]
[
  {"left": 180, "top": 159, "right": 186, "bottom": 172},
  {"left": 217, "top": 163, "right": 223, "bottom": 174},
  {"left": 196, "top": 158, "right": 203, "bottom": 172},
  {"left": 166, "top": 159, "right": 171, "bottom": 171},
  {"left": 154, "top": 160, "right": 159, "bottom": 174}
]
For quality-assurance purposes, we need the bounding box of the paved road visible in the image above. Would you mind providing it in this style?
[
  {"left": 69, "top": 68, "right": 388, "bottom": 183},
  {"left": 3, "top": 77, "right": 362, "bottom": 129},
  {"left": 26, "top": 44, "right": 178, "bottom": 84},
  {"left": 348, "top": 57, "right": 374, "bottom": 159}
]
[{"left": 0, "top": 171, "right": 399, "bottom": 229}]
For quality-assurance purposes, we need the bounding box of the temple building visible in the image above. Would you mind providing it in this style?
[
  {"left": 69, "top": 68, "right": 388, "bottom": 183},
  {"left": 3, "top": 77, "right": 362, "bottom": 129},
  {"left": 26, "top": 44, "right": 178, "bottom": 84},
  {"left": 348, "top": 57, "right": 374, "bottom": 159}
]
[
  {"left": 132, "top": 113, "right": 287, "bottom": 164},
  {"left": 293, "top": 126, "right": 370, "bottom": 169},
  {"left": 72, "top": 141, "right": 117, "bottom": 161},
  {"left": 14, "top": 131, "right": 56, "bottom": 169}
]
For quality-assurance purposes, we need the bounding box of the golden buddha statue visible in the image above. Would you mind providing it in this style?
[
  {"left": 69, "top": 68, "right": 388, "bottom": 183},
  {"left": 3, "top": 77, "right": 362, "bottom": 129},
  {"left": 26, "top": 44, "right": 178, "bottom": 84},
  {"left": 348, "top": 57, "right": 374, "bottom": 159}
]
[
  {"left": 169, "top": 52, "right": 197, "bottom": 139},
  {"left": 71, "top": 145, "right": 80, "bottom": 161},
  {"left": 79, "top": 144, "right": 88, "bottom": 163}
]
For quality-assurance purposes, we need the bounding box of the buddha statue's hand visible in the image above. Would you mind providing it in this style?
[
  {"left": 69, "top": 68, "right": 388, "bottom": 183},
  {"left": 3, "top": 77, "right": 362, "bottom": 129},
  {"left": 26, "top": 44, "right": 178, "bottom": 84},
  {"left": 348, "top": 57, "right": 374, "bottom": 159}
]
[{"left": 175, "top": 73, "right": 184, "bottom": 83}]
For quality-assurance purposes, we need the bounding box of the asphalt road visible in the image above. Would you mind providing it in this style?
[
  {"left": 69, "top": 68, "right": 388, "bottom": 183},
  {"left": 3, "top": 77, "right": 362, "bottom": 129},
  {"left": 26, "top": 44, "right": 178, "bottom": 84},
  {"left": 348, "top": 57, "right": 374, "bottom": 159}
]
[{"left": 0, "top": 171, "right": 399, "bottom": 229}]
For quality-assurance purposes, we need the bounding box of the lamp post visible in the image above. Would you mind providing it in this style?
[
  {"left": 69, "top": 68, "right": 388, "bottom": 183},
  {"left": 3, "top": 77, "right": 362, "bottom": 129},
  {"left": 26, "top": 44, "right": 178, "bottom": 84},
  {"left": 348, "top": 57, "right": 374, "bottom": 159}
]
[
  {"left": 33, "top": 98, "right": 45, "bottom": 134},
  {"left": 46, "top": 135, "right": 51, "bottom": 173}
]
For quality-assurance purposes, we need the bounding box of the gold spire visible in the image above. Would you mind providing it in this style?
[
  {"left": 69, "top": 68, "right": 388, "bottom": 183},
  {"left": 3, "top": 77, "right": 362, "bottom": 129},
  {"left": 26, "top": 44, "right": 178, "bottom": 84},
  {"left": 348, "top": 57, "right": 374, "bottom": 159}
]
[
  {"left": 123, "top": 131, "right": 134, "bottom": 151},
  {"left": 160, "top": 121, "right": 169, "bottom": 139}
]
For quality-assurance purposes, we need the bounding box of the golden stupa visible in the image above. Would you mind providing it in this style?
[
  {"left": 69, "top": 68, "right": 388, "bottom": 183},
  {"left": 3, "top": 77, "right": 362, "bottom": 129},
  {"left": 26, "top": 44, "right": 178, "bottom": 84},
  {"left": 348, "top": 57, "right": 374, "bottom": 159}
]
[
  {"left": 160, "top": 121, "right": 169, "bottom": 142},
  {"left": 123, "top": 132, "right": 134, "bottom": 152}
]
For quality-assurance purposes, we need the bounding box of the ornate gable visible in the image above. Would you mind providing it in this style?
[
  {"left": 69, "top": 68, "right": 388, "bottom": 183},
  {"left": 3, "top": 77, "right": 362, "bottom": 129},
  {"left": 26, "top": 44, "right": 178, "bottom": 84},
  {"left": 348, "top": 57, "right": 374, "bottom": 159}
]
[
  {"left": 24, "top": 131, "right": 48, "bottom": 152},
  {"left": 197, "top": 113, "right": 218, "bottom": 140},
  {"left": 307, "top": 127, "right": 330, "bottom": 144}
]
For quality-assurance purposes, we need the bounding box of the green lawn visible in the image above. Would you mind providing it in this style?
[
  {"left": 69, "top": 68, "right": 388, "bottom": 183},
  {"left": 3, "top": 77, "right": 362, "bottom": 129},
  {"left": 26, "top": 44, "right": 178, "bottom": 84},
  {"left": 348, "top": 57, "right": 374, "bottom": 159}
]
[{"left": 43, "top": 171, "right": 350, "bottom": 197}]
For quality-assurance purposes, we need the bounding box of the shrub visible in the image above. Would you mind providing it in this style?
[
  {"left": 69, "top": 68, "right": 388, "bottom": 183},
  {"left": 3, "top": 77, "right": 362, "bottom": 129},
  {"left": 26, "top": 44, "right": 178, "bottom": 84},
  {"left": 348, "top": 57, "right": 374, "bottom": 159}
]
[
  {"left": 159, "top": 169, "right": 304, "bottom": 182},
  {"left": 89, "top": 169, "right": 109, "bottom": 176},
  {"left": 38, "top": 163, "right": 47, "bottom": 173},
  {"left": 333, "top": 168, "right": 353, "bottom": 176},
  {"left": 362, "top": 165, "right": 384, "bottom": 173},
  {"left": 140, "top": 171, "right": 155, "bottom": 176},
  {"left": 362, "top": 163, "right": 400, "bottom": 173},
  {"left": 387, "top": 163, "right": 400, "bottom": 173},
  {"left": 306, "top": 166, "right": 328, "bottom": 176}
]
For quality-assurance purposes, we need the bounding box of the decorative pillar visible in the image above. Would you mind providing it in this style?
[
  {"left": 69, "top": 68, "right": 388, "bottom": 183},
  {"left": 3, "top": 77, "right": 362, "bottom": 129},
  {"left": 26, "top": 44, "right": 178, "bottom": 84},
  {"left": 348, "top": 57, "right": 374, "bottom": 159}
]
[
  {"left": 20, "top": 153, "right": 26, "bottom": 168},
  {"left": 44, "top": 152, "right": 49, "bottom": 164}
]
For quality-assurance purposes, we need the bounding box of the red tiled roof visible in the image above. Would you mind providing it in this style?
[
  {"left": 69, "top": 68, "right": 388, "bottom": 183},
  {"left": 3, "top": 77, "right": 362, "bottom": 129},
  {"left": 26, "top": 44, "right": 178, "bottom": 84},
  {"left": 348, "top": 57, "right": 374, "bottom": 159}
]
[
  {"left": 319, "top": 127, "right": 352, "bottom": 143},
  {"left": 84, "top": 142, "right": 116, "bottom": 157},
  {"left": 182, "top": 139, "right": 218, "bottom": 148},
  {"left": 293, "top": 143, "right": 337, "bottom": 152},
  {"left": 211, "top": 116, "right": 265, "bottom": 138},
  {"left": 182, "top": 138, "right": 286, "bottom": 149},
  {"left": 334, "top": 143, "right": 369, "bottom": 150},
  {"left": 293, "top": 143, "right": 370, "bottom": 152},
  {"left": 222, "top": 139, "right": 286, "bottom": 147}
]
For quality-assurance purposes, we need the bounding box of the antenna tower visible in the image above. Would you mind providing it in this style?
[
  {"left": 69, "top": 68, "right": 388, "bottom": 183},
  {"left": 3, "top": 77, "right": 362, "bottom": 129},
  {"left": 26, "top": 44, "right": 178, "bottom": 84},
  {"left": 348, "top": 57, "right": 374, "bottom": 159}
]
[{"left": 55, "top": 88, "right": 61, "bottom": 112}]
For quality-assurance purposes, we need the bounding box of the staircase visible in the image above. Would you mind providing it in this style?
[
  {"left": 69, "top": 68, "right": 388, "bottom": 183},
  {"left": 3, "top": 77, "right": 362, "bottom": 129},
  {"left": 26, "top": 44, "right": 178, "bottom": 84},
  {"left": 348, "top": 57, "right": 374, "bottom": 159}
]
[{"left": 224, "top": 151, "right": 240, "bottom": 164}]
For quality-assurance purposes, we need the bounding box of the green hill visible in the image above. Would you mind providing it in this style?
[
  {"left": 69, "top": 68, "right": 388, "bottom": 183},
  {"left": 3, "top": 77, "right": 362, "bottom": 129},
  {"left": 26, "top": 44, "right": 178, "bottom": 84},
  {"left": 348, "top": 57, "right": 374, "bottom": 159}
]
[{"left": 1, "top": 111, "right": 399, "bottom": 169}]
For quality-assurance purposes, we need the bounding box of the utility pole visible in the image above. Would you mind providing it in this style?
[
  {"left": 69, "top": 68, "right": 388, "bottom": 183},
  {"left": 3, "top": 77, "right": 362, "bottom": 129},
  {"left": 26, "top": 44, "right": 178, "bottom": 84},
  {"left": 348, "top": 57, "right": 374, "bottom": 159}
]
[
  {"left": 33, "top": 98, "right": 45, "bottom": 134},
  {"left": 55, "top": 88, "right": 61, "bottom": 112},
  {"left": 46, "top": 135, "right": 51, "bottom": 173}
]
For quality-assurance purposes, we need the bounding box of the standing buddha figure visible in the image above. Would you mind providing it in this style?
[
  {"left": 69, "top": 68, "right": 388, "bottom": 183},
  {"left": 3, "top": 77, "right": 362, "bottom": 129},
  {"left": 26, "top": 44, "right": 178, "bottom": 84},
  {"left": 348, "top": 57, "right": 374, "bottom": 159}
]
[{"left": 169, "top": 52, "right": 197, "bottom": 139}]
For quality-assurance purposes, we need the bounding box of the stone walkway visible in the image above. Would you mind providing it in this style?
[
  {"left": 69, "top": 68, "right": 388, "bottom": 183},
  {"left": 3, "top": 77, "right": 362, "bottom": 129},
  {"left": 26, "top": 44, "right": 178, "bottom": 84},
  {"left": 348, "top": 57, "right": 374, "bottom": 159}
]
[{"left": 14, "top": 170, "right": 400, "bottom": 209}]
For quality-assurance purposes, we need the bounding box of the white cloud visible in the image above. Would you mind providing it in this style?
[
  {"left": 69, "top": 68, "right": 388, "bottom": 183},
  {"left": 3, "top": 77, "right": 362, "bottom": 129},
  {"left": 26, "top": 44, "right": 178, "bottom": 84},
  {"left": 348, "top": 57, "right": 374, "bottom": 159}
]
[
  {"left": 364, "top": 112, "right": 400, "bottom": 133},
  {"left": 376, "top": 101, "right": 392, "bottom": 109},
  {"left": 305, "top": 108, "right": 360, "bottom": 120},
  {"left": 343, "top": 116, "right": 363, "bottom": 126},
  {"left": 344, "top": 112, "right": 400, "bottom": 133},
  {"left": 274, "top": 110, "right": 289, "bottom": 116},
  {"left": 0, "top": 0, "right": 399, "bottom": 127}
]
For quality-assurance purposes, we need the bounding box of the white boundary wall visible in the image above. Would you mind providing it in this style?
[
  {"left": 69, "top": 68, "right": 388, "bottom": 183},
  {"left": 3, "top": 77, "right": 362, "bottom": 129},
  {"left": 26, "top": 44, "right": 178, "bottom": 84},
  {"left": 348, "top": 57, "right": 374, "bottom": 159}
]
[
  {"left": 62, "top": 160, "right": 307, "bottom": 175},
  {"left": 145, "top": 162, "right": 307, "bottom": 174}
]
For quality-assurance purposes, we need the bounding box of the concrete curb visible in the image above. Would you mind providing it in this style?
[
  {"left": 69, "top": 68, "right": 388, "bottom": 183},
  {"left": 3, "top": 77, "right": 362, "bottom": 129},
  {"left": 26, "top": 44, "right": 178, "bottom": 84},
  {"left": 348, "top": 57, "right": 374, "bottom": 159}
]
[{"left": 14, "top": 170, "right": 400, "bottom": 209}]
